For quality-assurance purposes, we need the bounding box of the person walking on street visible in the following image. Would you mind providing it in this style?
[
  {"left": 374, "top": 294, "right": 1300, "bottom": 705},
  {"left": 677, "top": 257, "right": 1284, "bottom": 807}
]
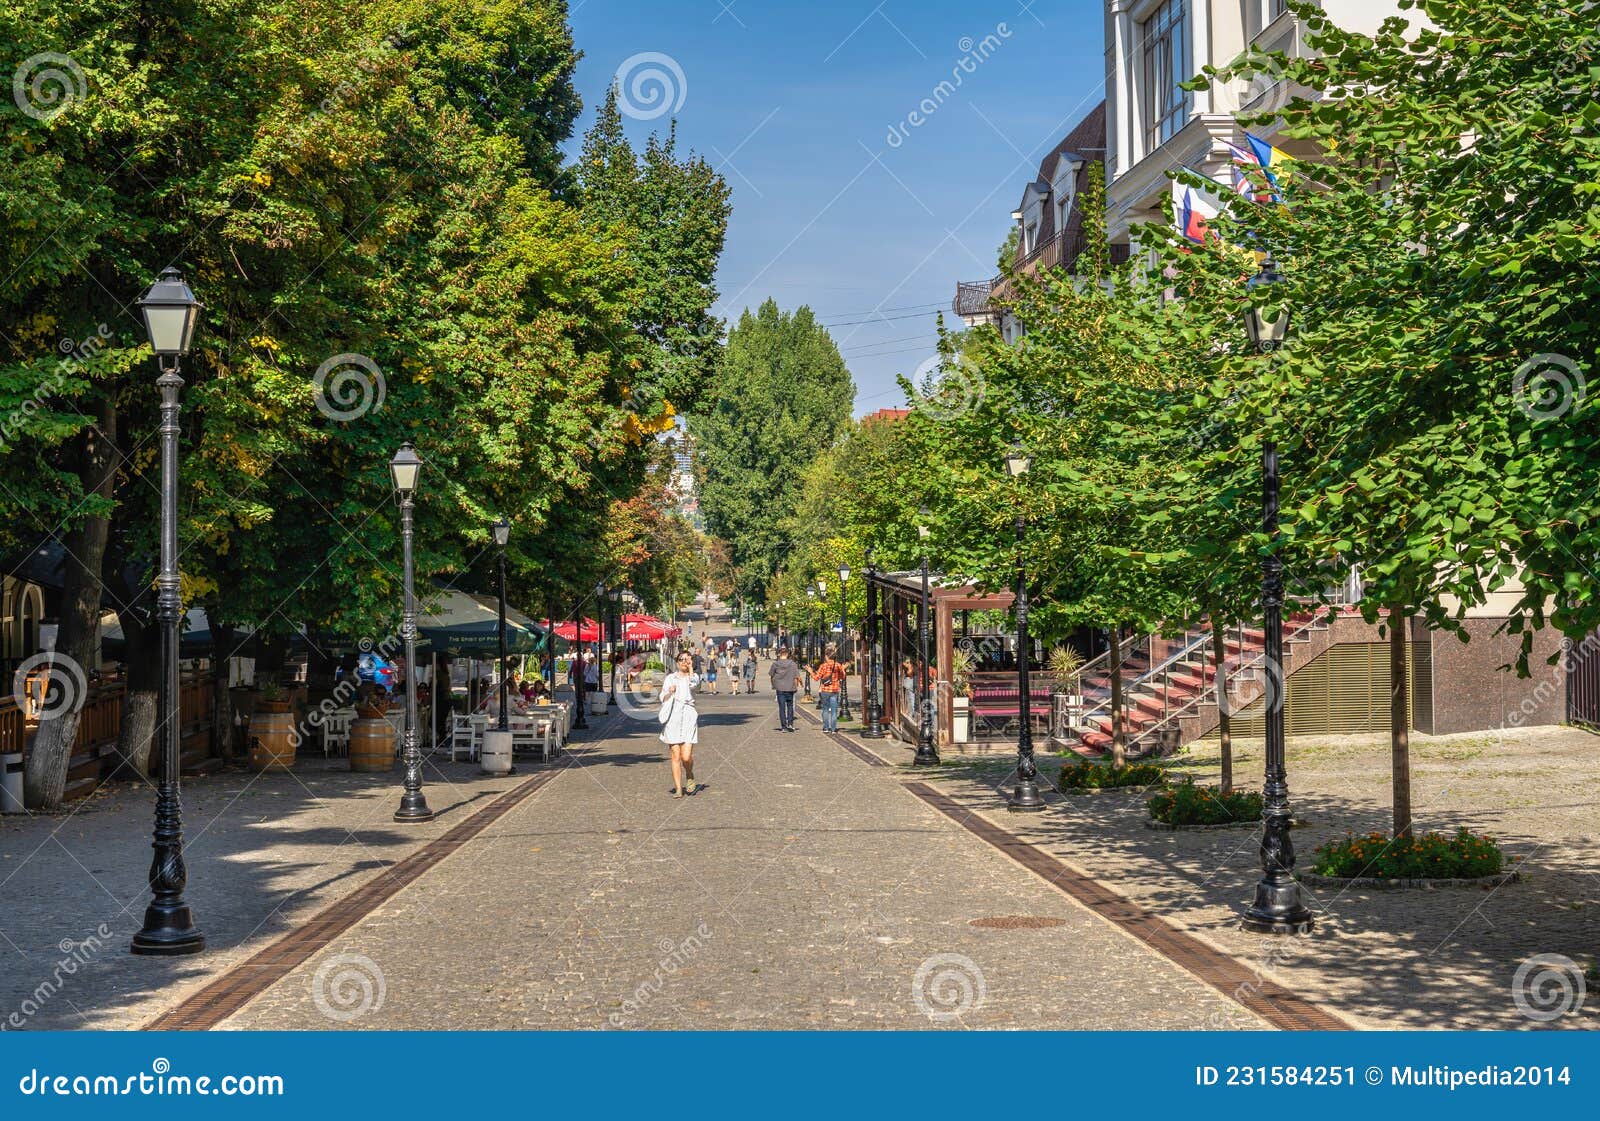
[
  {"left": 769, "top": 646, "right": 801, "bottom": 732},
  {"left": 742, "top": 652, "right": 757, "bottom": 694},
  {"left": 813, "top": 644, "right": 846, "bottom": 733},
  {"left": 659, "top": 652, "right": 704, "bottom": 797},
  {"left": 691, "top": 649, "right": 705, "bottom": 691}
]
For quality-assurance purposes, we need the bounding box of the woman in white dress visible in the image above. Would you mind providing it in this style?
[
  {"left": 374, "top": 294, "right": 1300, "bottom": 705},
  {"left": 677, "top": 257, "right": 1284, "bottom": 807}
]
[{"left": 659, "top": 652, "right": 703, "bottom": 797}]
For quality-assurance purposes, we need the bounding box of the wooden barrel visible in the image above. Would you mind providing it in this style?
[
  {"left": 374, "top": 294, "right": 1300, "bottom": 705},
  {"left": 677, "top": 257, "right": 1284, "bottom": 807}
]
[
  {"left": 249, "top": 711, "right": 297, "bottom": 772},
  {"left": 349, "top": 717, "right": 396, "bottom": 773}
]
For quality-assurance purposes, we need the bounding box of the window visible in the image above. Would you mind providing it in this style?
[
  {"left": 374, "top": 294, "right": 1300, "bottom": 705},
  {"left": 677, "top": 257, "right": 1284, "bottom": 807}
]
[{"left": 1141, "top": 0, "right": 1190, "bottom": 151}]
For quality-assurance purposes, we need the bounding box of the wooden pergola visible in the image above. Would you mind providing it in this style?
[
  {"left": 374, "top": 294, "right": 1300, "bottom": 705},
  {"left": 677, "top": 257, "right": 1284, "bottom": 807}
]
[{"left": 864, "top": 569, "right": 1021, "bottom": 746}]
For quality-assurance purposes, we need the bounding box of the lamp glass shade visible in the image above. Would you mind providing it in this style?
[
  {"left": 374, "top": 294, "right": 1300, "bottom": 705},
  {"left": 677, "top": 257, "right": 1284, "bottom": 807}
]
[
  {"left": 1005, "top": 447, "right": 1032, "bottom": 477},
  {"left": 138, "top": 268, "right": 203, "bottom": 357},
  {"left": 1245, "top": 257, "right": 1291, "bottom": 352},
  {"left": 838, "top": 565, "right": 851, "bottom": 583},
  {"left": 817, "top": 579, "right": 827, "bottom": 595},
  {"left": 492, "top": 518, "right": 511, "bottom": 547},
  {"left": 595, "top": 582, "right": 607, "bottom": 597},
  {"left": 389, "top": 443, "right": 423, "bottom": 495}
]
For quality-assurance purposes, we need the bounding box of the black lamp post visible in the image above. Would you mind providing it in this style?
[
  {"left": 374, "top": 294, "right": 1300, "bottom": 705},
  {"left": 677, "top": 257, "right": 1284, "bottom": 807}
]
[
  {"left": 389, "top": 443, "right": 434, "bottom": 823},
  {"left": 1005, "top": 445, "right": 1044, "bottom": 811},
  {"left": 572, "top": 606, "right": 589, "bottom": 731},
  {"left": 913, "top": 508, "right": 939, "bottom": 767},
  {"left": 837, "top": 564, "right": 852, "bottom": 722},
  {"left": 492, "top": 518, "right": 511, "bottom": 733},
  {"left": 131, "top": 267, "right": 205, "bottom": 957},
  {"left": 593, "top": 581, "right": 610, "bottom": 710},
  {"left": 862, "top": 550, "right": 884, "bottom": 738},
  {"left": 806, "top": 585, "right": 817, "bottom": 667},
  {"left": 608, "top": 587, "right": 622, "bottom": 707},
  {"left": 1239, "top": 256, "right": 1313, "bottom": 935}
]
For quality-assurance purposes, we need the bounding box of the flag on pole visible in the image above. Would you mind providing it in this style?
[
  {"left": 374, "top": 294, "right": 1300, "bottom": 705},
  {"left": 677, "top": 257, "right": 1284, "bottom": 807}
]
[
  {"left": 1172, "top": 180, "right": 1221, "bottom": 244},
  {"left": 1228, "top": 133, "right": 1292, "bottom": 201}
]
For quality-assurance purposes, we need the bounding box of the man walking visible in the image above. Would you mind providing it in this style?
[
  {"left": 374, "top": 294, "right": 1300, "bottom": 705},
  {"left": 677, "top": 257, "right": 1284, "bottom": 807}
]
[
  {"left": 769, "top": 646, "right": 801, "bottom": 732},
  {"left": 813, "top": 644, "right": 845, "bottom": 733}
]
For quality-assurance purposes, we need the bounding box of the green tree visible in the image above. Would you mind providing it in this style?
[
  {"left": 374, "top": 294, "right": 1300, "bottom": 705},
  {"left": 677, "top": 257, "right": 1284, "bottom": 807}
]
[{"left": 692, "top": 300, "right": 855, "bottom": 601}]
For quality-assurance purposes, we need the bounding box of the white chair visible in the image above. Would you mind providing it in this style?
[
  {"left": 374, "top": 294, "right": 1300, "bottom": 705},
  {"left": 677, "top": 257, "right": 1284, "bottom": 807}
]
[
  {"left": 508, "top": 716, "right": 550, "bottom": 762},
  {"left": 450, "top": 715, "right": 477, "bottom": 762},
  {"left": 321, "top": 707, "right": 356, "bottom": 758}
]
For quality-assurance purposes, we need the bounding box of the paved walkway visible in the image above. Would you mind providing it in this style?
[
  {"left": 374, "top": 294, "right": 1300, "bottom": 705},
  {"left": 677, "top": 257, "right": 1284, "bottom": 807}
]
[{"left": 213, "top": 689, "right": 1263, "bottom": 1029}]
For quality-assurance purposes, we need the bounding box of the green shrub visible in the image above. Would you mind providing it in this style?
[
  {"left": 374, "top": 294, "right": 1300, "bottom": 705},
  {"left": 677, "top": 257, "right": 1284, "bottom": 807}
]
[
  {"left": 1057, "top": 760, "right": 1165, "bottom": 792},
  {"left": 1146, "top": 781, "right": 1263, "bottom": 825},
  {"left": 1310, "top": 828, "right": 1505, "bottom": 880}
]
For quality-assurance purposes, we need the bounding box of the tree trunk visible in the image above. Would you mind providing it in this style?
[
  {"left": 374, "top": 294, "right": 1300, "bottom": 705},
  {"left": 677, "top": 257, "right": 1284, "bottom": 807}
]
[
  {"left": 109, "top": 608, "right": 158, "bottom": 779},
  {"left": 24, "top": 402, "right": 117, "bottom": 809},
  {"left": 211, "top": 621, "right": 238, "bottom": 760},
  {"left": 1390, "top": 608, "right": 1412, "bottom": 839},
  {"left": 1212, "top": 621, "right": 1232, "bottom": 795},
  {"left": 1109, "top": 626, "right": 1126, "bottom": 768}
]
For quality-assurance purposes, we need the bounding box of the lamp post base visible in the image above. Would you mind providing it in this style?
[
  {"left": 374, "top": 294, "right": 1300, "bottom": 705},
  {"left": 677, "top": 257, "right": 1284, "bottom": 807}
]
[
  {"left": 1007, "top": 778, "right": 1046, "bottom": 812},
  {"left": 911, "top": 744, "right": 940, "bottom": 767},
  {"left": 131, "top": 906, "right": 205, "bottom": 956},
  {"left": 1240, "top": 882, "right": 1315, "bottom": 935},
  {"left": 393, "top": 795, "right": 435, "bottom": 824}
]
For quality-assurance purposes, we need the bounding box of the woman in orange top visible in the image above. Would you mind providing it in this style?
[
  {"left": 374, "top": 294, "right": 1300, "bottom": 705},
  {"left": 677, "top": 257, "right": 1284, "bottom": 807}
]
[{"left": 813, "top": 643, "right": 846, "bottom": 733}]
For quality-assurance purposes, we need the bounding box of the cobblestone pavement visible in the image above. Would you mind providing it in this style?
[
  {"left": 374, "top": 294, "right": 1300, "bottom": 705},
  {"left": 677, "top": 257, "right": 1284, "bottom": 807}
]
[
  {"left": 868, "top": 724, "right": 1600, "bottom": 1030},
  {"left": 0, "top": 745, "right": 533, "bottom": 1030},
  {"left": 220, "top": 689, "right": 1265, "bottom": 1029}
]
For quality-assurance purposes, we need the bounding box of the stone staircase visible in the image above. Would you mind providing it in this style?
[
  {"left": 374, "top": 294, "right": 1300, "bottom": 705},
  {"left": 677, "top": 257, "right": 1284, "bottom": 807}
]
[{"left": 1062, "top": 609, "right": 1338, "bottom": 758}]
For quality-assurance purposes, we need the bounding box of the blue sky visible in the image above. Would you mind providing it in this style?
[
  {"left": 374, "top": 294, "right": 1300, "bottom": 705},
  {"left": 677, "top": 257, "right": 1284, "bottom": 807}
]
[{"left": 566, "top": 0, "right": 1107, "bottom": 416}]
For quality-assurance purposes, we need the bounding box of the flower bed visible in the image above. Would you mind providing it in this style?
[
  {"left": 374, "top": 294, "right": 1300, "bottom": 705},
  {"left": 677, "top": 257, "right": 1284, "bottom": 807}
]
[
  {"left": 1146, "top": 781, "right": 1262, "bottom": 827},
  {"left": 1057, "top": 760, "right": 1165, "bottom": 794},
  {"left": 1309, "top": 827, "right": 1505, "bottom": 881}
]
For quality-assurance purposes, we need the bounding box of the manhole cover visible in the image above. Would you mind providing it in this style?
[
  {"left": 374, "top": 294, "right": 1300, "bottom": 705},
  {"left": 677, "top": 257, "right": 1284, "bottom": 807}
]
[{"left": 968, "top": 916, "right": 1067, "bottom": 930}]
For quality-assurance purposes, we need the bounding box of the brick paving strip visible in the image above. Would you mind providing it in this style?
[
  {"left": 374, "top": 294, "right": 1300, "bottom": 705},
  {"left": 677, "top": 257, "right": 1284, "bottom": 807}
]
[
  {"left": 142, "top": 765, "right": 564, "bottom": 1031},
  {"left": 804, "top": 710, "right": 1352, "bottom": 1031}
]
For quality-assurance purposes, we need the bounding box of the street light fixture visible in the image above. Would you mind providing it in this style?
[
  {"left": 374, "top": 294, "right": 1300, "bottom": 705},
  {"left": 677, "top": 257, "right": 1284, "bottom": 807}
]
[
  {"left": 1004, "top": 445, "right": 1043, "bottom": 811},
  {"left": 861, "top": 548, "right": 884, "bottom": 738},
  {"left": 1239, "top": 260, "right": 1313, "bottom": 935},
  {"left": 837, "top": 564, "right": 852, "bottom": 722},
  {"left": 131, "top": 267, "right": 205, "bottom": 957},
  {"left": 389, "top": 443, "right": 434, "bottom": 823},
  {"left": 608, "top": 586, "right": 622, "bottom": 707},
  {"left": 1245, "top": 255, "right": 1291, "bottom": 354},
  {"left": 594, "top": 581, "right": 610, "bottom": 709},
  {"left": 484, "top": 517, "right": 514, "bottom": 776},
  {"left": 913, "top": 507, "right": 939, "bottom": 767}
]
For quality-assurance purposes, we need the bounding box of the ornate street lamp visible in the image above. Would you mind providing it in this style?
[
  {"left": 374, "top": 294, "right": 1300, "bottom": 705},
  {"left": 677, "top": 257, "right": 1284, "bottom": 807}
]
[
  {"left": 837, "top": 564, "right": 852, "bottom": 722},
  {"left": 1239, "top": 259, "right": 1313, "bottom": 935},
  {"left": 913, "top": 508, "right": 939, "bottom": 767},
  {"left": 593, "top": 581, "right": 611, "bottom": 710},
  {"left": 572, "top": 603, "right": 589, "bottom": 731},
  {"left": 389, "top": 443, "right": 434, "bottom": 823},
  {"left": 1245, "top": 255, "right": 1291, "bottom": 354},
  {"left": 1004, "top": 445, "right": 1043, "bottom": 811},
  {"left": 608, "top": 586, "right": 623, "bottom": 707},
  {"left": 861, "top": 549, "right": 884, "bottom": 738},
  {"left": 482, "top": 517, "right": 514, "bottom": 776},
  {"left": 131, "top": 267, "right": 205, "bottom": 956}
]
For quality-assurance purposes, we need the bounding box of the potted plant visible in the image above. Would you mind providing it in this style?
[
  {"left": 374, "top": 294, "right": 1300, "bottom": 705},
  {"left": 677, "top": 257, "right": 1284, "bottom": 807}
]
[
  {"left": 949, "top": 647, "right": 974, "bottom": 744},
  {"left": 1049, "top": 647, "right": 1085, "bottom": 731},
  {"left": 254, "top": 678, "right": 292, "bottom": 714}
]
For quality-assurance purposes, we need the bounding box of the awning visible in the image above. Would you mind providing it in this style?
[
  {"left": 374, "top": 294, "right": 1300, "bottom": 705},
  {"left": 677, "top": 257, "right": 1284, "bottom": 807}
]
[{"left": 417, "top": 589, "right": 545, "bottom": 656}]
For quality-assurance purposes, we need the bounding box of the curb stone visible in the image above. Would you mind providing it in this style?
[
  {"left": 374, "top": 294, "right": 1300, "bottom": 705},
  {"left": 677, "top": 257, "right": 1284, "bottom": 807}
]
[{"left": 1298, "top": 870, "right": 1520, "bottom": 891}]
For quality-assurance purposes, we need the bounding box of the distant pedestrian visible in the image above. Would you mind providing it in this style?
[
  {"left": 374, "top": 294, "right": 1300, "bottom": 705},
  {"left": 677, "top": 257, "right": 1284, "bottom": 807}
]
[
  {"left": 813, "top": 644, "right": 846, "bottom": 733},
  {"left": 769, "top": 646, "right": 801, "bottom": 732},
  {"left": 742, "top": 652, "right": 757, "bottom": 693},
  {"left": 659, "top": 652, "right": 703, "bottom": 797},
  {"left": 706, "top": 651, "right": 720, "bottom": 694}
]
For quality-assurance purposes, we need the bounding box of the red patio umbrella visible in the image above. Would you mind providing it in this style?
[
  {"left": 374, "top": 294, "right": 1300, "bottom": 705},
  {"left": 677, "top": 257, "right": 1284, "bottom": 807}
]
[
  {"left": 542, "top": 618, "right": 601, "bottom": 642},
  {"left": 621, "top": 614, "right": 678, "bottom": 640}
]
